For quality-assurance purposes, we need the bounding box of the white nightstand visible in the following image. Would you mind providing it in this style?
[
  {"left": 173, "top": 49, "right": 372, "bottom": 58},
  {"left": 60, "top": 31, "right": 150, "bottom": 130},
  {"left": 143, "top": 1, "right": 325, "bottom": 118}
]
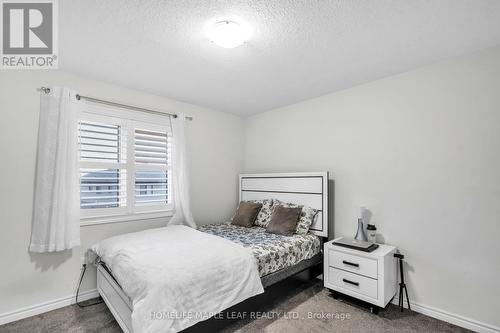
[{"left": 324, "top": 238, "right": 397, "bottom": 313}]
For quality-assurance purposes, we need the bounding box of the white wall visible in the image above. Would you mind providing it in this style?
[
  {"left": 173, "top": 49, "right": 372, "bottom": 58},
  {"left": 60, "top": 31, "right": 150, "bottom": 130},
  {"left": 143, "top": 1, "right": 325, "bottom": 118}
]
[
  {"left": 2, "top": 47, "right": 500, "bottom": 330},
  {"left": 244, "top": 46, "right": 500, "bottom": 329},
  {"left": 0, "top": 70, "right": 243, "bottom": 317}
]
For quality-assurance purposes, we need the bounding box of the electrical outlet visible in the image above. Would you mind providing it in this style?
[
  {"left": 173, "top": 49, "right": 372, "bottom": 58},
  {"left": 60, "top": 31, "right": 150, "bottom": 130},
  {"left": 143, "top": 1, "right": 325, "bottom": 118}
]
[
  {"left": 81, "top": 250, "right": 91, "bottom": 265},
  {"left": 81, "top": 250, "right": 97, "bottom": 266}
]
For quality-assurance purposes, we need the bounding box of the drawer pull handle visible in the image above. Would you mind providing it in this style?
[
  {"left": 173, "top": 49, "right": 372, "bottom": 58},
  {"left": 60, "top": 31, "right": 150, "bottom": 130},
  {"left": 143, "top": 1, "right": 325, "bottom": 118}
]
[
  {"left": 342, "top": 278, "right": 359, "bottom": 286},
  {"left": 342, "top": 260, "right": 359, "bottom": 268}
]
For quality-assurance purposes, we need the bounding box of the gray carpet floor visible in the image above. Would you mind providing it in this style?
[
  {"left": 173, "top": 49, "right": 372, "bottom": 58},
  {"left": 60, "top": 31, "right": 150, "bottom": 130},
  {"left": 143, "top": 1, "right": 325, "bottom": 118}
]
[{"left": 0, "top": 277, "right": 469, "bottom": 333}]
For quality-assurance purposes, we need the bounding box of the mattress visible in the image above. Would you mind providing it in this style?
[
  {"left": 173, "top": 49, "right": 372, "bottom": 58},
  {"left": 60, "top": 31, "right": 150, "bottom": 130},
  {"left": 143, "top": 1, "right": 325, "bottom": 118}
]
[{"left": 198, "top": 223, "right": 321, "bottom": 277}]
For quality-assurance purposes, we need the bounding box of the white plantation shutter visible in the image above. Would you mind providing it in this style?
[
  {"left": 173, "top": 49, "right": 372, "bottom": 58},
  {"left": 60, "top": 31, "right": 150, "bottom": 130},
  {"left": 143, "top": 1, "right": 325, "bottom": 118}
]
[
  {"left": 80, "top": 168, "right": 126, "bottom": 208},
  {"left": 134, "top": 129, "right": 170, "bottom": 165},
  {"left": 134, "top": 127, "right": 172, "bottom": 211},
  {"left": 79, "top": 120, "right": 127, "bottom": 212},
  {"left": 79, "top": 121, "right": 121, "bottom": 162},
  {"left": 78, "top": 109, "right": 172, "bottom": 221}
]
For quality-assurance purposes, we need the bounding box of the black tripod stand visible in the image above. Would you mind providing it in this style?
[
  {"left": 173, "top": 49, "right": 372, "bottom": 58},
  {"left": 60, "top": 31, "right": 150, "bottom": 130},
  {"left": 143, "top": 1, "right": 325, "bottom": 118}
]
[{"left": 394, "top": 253, "right": 411, "bottom": 312}]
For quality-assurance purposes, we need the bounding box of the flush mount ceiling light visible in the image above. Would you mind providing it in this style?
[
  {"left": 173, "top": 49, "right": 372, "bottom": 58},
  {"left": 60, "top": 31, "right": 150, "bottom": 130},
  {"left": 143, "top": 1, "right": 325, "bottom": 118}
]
[{"left": 207, "top": 20, "right": 248, "bottom": 48}]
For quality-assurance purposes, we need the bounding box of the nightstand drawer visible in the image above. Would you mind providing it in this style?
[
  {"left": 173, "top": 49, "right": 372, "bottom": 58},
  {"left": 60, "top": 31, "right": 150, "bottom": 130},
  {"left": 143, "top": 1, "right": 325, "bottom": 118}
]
[
  {"left": 328, "top": 249, "right": 378, "bottom": 279},
  {"left": 328, "top": 267, "right": 378, "bottom": 299}
]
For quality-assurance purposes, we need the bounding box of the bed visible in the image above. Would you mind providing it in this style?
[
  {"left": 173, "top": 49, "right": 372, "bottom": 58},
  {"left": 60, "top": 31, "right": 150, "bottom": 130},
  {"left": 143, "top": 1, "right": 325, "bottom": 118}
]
[
  {"left": 198, "top": 223, "right": 321, "bottom": 280},
  {"left": 94, "top": 172, "right": 329, "bottom": 333}
]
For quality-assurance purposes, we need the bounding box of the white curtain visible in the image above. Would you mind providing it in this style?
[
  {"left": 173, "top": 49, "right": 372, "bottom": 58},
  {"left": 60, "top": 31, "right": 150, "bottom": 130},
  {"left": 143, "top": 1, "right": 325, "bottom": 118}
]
[
  {"left": 29, "top": 87, "right": 82, "bottom": 252},
  {"left": 169, "top": 112, "right": 196, "bottom": 228}
]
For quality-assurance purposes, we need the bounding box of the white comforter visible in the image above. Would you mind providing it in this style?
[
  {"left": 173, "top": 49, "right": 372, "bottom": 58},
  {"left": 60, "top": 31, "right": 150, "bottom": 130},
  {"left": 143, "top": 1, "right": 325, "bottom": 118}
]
[{"left": 91, "top": 225, "right": 264, "bottom": 333}]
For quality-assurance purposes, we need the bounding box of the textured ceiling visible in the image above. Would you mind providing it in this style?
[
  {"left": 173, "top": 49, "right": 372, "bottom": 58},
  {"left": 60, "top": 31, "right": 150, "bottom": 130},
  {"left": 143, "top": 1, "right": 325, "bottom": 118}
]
[{"left": 60, "top": 1, "right": 500, "bottom": 115}]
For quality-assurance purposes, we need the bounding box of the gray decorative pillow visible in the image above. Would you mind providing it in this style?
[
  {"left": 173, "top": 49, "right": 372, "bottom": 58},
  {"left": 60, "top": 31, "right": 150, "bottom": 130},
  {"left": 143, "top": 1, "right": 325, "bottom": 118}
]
[
  {"left": 273, "top": 199, "right": 318, "bottom": 235},
  {"left": 231, "top": 201, "right": 262, "bottom": 227},
  {"left": 266, "top": 206, "right": 302, "bottom": 236},
  {"left": 252, "top": 199, "right": 274, "bottom": 227}
]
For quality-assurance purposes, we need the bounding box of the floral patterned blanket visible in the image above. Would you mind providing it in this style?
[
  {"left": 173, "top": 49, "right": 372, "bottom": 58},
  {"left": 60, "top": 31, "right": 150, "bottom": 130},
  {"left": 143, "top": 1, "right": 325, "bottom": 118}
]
[{"left": 198, "top": 223, "right": 321, "bottom": 277}]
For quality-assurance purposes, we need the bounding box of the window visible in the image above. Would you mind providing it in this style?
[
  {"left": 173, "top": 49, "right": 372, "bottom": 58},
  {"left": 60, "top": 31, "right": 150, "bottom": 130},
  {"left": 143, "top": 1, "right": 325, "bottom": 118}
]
[{"left": 78, "top": 105, "right": 172, "bottom": 223}]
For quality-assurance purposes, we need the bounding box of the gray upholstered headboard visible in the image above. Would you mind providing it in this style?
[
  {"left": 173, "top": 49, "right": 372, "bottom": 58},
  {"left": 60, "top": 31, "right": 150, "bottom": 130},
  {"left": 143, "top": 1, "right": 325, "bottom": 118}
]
[{"left": 239, "top": 172, "right": 329, "bottom": 237}]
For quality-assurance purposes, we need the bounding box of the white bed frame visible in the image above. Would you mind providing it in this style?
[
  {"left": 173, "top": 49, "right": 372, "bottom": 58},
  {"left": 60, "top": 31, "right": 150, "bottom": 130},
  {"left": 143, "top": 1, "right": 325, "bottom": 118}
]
[
  {"left": 97, "top": 171, "right": 329, "bottom": 333},
  {"left": 97, "top": 265, "right": 133, "bottom": 333}
]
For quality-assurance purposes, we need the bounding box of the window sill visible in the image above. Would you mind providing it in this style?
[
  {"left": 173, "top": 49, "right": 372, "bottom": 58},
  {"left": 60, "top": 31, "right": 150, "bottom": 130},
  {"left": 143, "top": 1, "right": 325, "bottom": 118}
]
[{"left": 80, "top": 210, "right": 174, "bottom": 227}]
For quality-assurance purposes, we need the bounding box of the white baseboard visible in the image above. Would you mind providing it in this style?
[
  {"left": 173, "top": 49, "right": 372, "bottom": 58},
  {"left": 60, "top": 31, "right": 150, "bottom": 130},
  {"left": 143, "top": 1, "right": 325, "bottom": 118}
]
[
  {"left": 391, "top": 294, "right": 500, "bottom": 333},
  {"left": 0, "top": 289, "right": 99, "bottom": 326}
]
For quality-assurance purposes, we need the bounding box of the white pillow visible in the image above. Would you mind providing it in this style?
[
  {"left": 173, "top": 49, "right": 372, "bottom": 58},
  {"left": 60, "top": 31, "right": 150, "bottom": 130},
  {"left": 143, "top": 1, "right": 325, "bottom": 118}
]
[{"left": 252, "top": 199, "right": 274, "bottom": 228}]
